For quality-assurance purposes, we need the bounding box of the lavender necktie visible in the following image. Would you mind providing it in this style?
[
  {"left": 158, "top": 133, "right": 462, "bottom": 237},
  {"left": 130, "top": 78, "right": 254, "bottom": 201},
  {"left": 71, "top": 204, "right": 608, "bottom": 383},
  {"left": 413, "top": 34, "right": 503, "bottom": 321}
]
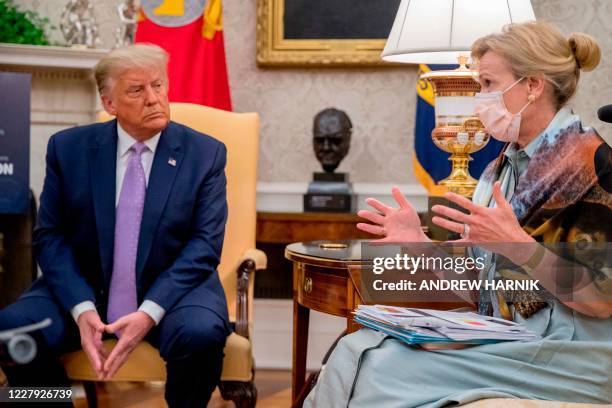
[{"left": 107, "top": 142, "right": 147, "bottom": 323}]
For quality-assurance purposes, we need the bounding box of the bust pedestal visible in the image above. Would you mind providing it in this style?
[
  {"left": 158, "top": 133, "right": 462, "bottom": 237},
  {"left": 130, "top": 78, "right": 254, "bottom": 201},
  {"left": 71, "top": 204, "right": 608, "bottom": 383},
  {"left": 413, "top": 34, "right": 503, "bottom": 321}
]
[{"left": 303, "top": 172, "right": 355, "bottom": 213}]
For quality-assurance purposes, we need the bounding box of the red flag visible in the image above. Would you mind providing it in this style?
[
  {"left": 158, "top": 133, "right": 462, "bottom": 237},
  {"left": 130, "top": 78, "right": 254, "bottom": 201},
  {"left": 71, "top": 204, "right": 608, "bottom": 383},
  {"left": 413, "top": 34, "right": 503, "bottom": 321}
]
[{"left": 135, "top": 0, "right": 232, "bottom": 111}]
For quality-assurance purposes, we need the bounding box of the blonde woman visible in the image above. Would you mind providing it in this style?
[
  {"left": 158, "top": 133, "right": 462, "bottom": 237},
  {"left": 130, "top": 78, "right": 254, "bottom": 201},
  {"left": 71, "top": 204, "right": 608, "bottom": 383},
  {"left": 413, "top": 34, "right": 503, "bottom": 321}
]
[{"left": 305, "top": 21, "right": 612, "bottom": 407}]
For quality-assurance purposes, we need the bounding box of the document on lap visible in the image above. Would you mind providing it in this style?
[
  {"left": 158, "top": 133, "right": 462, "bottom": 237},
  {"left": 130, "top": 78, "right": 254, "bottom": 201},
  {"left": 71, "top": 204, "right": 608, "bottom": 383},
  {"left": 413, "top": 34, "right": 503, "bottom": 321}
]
[{"left": 354, "top": 305, "right": 540, "bottom": 347}]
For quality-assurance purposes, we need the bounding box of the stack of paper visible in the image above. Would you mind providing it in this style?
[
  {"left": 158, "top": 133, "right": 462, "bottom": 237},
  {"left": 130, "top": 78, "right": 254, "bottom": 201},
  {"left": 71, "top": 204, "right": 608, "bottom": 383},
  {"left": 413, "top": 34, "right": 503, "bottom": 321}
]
[{"left": 354, "top": 305, "right": 540, "bottom": 347}]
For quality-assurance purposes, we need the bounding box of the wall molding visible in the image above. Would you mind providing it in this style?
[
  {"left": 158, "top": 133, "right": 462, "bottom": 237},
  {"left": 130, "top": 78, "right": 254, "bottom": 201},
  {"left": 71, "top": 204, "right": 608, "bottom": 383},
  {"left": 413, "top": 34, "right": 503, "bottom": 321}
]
[
  {"left": 252, "top": 299, "right": 345, "bottom": 370},
  {"left": 256, "top": 181, "right": 429, "bottom": 213}
]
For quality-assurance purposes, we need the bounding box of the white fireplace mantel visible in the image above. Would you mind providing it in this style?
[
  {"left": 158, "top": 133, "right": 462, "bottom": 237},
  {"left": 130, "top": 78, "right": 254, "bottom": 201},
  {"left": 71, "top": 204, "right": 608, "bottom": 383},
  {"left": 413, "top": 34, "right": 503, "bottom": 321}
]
[
  {"left": 0, "top": 43, "right": 108, "bottom": 70},
  {"left": 0, "top": 43, "right": 108, "bottom": 199}
]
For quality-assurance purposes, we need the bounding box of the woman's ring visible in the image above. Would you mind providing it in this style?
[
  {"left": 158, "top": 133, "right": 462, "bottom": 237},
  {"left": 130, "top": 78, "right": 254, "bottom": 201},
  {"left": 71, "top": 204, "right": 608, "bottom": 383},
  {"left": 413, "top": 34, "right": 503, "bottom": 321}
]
[{"left": 461, "top": 223, "right": 470, "bottom": 239}]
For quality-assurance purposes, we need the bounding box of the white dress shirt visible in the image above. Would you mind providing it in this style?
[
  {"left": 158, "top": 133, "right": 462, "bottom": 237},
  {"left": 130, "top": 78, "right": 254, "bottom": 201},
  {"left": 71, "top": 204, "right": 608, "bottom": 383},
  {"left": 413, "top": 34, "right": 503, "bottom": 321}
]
[{"left": 71, "top": 123, "right": 165, "bottom": 325}]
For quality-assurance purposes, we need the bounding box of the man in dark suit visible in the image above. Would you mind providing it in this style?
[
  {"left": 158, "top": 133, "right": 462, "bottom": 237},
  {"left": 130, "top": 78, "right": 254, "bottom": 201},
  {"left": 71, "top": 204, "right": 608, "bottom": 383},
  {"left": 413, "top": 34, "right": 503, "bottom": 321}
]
[{"left": 0, "top": 44, "right": 230, "bottom": 407}]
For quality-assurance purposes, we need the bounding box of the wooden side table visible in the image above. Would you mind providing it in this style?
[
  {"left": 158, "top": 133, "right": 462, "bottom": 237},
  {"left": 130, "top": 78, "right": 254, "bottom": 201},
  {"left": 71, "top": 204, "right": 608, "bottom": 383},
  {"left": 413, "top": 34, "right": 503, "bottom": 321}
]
[
  {"left": 285, "top": 239, "right": 471, "bottom": 407},
  {"left": 285, "top": 240, "right": 364, "bottom": 407}
]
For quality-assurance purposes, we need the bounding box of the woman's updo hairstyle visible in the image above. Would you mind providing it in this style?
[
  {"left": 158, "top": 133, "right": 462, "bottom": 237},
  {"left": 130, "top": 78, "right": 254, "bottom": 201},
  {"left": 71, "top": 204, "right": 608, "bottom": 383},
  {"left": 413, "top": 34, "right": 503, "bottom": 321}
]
[{"left": 471, "top": 21, "right": 601, "bottom": 109}]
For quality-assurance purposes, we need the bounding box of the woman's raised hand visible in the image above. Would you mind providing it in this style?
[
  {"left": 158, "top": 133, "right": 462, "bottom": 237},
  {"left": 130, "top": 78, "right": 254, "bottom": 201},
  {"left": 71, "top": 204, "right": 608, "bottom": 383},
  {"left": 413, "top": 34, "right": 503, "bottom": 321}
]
[
  {"left": 430, "top": 181, "right": 534, "bottom": 245},
  {"left": 357, "top": 187, "right": 430, "bottom": 243}
]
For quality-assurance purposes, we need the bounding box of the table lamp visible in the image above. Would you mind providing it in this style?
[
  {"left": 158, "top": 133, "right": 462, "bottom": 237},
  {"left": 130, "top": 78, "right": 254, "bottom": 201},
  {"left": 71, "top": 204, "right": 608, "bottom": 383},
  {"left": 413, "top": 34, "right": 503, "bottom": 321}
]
[{"left": 382, "top": 0, "right": 535, "bottom": 197}]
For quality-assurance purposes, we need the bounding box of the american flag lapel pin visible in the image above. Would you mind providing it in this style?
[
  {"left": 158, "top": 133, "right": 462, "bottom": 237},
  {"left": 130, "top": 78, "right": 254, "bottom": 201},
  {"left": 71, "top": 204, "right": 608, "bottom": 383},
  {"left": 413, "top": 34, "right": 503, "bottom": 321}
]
[{"left": 168, "top": 157, "right": 176, "bottom": 167}]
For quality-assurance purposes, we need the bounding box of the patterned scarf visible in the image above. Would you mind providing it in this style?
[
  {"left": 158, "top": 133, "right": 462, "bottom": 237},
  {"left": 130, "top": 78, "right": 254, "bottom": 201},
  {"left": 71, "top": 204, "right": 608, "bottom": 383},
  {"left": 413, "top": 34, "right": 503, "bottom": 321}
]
[{"left": 476, "top": 109, "right": 612, "bottom": 318}]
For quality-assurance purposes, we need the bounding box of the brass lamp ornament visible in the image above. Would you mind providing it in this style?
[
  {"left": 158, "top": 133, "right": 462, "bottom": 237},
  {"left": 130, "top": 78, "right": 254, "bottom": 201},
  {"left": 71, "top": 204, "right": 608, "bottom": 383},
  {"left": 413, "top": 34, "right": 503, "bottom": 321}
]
[
  {"left": 419, "top": 56, "right": 489, "bottom": 197},
  {"left": 381, "top": 0, "right": 536, "bottom": 197}
]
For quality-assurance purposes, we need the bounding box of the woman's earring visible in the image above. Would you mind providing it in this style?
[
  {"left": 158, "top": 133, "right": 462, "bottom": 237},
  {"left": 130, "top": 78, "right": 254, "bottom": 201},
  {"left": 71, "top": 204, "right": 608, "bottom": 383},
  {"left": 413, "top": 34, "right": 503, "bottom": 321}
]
[{"left": 528, "top": 94, "right": 536, "bottom": 102}]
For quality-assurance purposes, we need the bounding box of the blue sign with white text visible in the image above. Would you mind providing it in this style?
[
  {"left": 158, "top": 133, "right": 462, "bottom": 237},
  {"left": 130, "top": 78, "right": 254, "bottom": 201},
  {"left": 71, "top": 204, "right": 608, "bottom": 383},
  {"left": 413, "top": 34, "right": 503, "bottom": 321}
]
[{"left": 0, "top": 72, "right": 31, "bottom": 214}]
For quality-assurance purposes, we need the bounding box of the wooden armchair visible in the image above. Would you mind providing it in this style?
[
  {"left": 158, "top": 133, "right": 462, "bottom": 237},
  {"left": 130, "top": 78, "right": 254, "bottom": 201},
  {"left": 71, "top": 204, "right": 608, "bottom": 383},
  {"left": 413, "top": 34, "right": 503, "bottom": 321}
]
[{"left": 61, "top": 103, "right": 266, "bottom": 407}]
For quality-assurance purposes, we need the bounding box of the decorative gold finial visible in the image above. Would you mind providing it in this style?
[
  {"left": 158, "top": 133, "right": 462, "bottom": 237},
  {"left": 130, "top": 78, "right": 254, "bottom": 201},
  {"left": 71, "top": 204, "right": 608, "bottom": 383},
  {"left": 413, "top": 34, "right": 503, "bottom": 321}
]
[{"left": 457, "top": 55, "right": 470, "bottom": 69}]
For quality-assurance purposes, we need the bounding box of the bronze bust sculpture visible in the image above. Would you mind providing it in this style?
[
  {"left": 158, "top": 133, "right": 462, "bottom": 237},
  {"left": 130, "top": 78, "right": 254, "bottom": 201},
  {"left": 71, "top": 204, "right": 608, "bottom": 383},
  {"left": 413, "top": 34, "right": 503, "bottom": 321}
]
[
  {"left": 305, "top": 108, "right": 354, "bottom": 212},
  {"left": 313, "top": 108, "right": 352, "bottom": 173}
]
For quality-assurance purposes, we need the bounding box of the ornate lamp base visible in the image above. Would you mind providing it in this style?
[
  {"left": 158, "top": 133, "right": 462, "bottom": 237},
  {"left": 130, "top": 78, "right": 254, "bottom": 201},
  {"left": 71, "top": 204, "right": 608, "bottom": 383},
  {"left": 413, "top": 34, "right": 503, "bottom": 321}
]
[{"left": 438, "top": 152, "right": 478, "bottom": 198}]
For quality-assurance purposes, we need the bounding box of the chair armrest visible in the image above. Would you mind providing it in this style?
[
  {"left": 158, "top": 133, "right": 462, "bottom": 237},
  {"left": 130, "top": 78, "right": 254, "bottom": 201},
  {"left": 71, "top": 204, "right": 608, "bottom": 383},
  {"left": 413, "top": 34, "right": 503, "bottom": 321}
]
[
  {"left": 235, "top": 249, "right": 267, "bottom": 339},
  {"left": 238, "top": 248, "right": 267, "bottom": 271}
]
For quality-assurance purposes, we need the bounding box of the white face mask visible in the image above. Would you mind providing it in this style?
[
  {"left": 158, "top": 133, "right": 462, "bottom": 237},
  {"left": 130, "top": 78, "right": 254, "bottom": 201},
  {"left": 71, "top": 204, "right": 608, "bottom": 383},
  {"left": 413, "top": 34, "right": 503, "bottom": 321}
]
[{"left": 474, "top": 77, "right": 533, "bottom": 143}]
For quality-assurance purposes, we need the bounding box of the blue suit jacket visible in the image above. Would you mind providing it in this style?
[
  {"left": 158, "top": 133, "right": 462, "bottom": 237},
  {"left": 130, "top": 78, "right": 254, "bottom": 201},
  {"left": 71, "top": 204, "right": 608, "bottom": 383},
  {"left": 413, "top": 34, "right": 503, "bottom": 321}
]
[{"left": 30, "top": 119, "right": 229, "bottom": 322}]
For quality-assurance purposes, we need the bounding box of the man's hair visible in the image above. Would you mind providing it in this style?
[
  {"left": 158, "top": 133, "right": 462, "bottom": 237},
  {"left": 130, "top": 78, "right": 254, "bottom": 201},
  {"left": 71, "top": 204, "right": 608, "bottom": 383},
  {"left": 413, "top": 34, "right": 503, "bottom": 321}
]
[{"left": 94, "top": 43, "right": 169, "bottom": 96}]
